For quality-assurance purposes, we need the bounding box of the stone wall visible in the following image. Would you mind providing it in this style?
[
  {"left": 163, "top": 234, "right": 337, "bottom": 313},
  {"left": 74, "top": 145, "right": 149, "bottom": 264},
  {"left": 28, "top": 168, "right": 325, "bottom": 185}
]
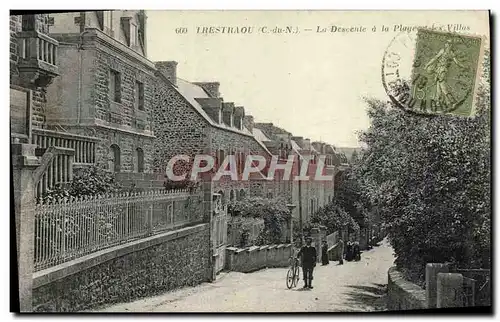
[
  {"left": 152, "top": 78, "right": 208, "bottom": 173},
  {"left": 226, "top": 244, "right": 293, "bottom": 273},
  {"left": 387, "top": 266, "right": 427, "bottom": 311},
  {"left": 10, "top": 14, "right": 51, "bottom": 129},
  {"left": 227, "top": 216, "right": 264, "bottom": 247},
  {"left": 151, "top": 77, "right": 271, "bottom": 201},
  {"left": 32, "top": 224, "right": 212, "bottom": 312},
  {"left": 45, "top": 31, "right": 157, "bottom": 174}
]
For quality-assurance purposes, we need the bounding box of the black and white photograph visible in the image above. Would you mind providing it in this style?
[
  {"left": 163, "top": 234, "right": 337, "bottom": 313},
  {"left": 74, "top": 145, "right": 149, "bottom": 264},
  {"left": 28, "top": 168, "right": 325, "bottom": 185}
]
[{"left": 9, "top": 7, "right": 492, "bottom": 314}]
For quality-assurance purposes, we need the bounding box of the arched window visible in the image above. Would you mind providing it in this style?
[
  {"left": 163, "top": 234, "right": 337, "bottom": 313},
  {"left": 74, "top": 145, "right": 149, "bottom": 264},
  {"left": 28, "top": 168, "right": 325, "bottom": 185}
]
[
  {"left": 109, "top": 144, "right": 121, "bottom": 173},
  {"left": 135, "top": 147, "right": 144, "bottom": 173},
  {"left": 239, "top": 189, "right": 246, "bottom": 200},
  {"left": 230, "top": 190, "right": 235, "bottom": 201}
]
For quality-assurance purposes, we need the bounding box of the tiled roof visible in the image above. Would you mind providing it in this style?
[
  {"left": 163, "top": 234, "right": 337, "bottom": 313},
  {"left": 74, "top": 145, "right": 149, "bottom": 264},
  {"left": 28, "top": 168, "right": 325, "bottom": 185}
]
[{"left": 163, "top": 76, "right": 272, "bottom": 155}]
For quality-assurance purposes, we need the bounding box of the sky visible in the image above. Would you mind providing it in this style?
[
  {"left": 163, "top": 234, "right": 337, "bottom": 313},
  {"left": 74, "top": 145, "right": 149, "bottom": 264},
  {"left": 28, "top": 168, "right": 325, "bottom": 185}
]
[{"left": 146, "top": 10, "right": 489, "bottom": 147}]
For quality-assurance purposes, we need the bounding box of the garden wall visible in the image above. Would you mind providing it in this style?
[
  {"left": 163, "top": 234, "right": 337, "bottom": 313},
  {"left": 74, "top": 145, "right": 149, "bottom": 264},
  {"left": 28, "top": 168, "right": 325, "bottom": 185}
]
[
  {"left": 32, "top": 223, "right": 212, "bottom": 312},
  {"left": 387, "top": 266, "right": 427, "bottom": 311},
  {"left": 227, "top": 216, "right": 264, "bottom": 247},
  {"left": 225, "top": 244, "right": 293, "bottom": 273}
]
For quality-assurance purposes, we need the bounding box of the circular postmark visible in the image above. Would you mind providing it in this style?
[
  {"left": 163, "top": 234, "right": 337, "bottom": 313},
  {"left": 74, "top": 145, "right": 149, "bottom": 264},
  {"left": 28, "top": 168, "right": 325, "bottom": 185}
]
[{"left": 382, "top": 28, "right": 481, "bottom": 117}]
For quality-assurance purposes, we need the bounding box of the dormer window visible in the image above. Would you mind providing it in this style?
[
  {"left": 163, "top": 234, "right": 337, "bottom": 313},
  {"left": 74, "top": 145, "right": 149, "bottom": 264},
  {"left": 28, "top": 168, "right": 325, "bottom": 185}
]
[
  {"left": 130, "top": 22, "right": 138, "bottom": 47},
  {"left": 121, "top": 17, "right": 138, "bottom": 47}
]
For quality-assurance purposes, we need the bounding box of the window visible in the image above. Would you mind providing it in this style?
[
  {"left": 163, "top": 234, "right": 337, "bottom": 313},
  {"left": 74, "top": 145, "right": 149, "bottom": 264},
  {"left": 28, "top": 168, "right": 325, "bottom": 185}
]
[
  {"left": 135, "top": 81, "right": 144, "bottom": 110},
  {"left": 22, "top": 15, "right": 35, "bottom": 31},
  {"left": 109, "top": 69, "right": 121, "bottom": 103},
  {"left": 216, "top": 149, "right": 225, "bottom": 168},
  {"left": 130, "top": 22, "right": 138, "bottom": 47},
  {"left": 103, "top": 11, "right": 112, "bottom": 30},
  {"left": 136, "top": 148, "right": 144, "bottom": 173},
  {"left": 110, "top": 144, "right": 121, "bottom": 173}
]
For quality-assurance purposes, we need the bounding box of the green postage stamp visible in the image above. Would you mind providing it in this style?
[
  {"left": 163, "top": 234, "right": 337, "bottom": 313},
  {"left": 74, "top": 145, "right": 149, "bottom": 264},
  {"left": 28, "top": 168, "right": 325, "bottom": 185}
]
[{"left": 410, "top": 29, "right": 485, "bottom": 117}]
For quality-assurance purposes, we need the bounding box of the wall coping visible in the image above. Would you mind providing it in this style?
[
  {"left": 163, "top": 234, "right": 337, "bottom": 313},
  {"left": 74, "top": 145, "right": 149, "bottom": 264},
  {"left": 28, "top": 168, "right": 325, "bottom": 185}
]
[
  {"left": 388, "top": 266, "right": 427, "bottom": 308},
  {"left": 226, "top": 243, "right": 292, "bottom": 254},
  {"left": 33, "top": 223, "right": 208, "bottom": 289}
]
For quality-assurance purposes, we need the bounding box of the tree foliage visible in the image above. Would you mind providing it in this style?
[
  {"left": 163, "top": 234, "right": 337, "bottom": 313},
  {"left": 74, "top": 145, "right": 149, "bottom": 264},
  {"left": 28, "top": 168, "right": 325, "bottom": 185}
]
[
  {"left": 355, "top": 52, "right": 491, "bottom": 284},
  {"left": 335, "top": 168, "right": 371, "bottom": 229},
  {"left": 229, "top": 196, "right": 291, "bottom": 245},
  {"left": 310, "top": 201, "right": 360, "bottom": 236}
]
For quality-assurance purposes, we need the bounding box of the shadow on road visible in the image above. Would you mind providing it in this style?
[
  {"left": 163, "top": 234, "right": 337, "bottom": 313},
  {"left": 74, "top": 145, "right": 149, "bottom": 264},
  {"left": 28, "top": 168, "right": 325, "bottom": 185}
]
[{"left": 341, "top": 283, "right": 388, "bottom": 312}]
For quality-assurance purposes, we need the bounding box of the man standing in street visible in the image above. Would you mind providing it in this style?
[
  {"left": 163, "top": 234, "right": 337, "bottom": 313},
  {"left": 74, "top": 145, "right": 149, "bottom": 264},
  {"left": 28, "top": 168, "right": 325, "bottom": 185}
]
[
  {"left": 297, "top": 237, "right": 317, "bottom": 289},
  {"left": 337, "top": 238, "right": 344, "bottom": 265}
]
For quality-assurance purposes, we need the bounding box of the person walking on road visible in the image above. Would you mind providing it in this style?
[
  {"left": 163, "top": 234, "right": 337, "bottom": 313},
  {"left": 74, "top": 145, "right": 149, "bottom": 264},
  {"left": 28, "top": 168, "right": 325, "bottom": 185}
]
[
  {"left": 297, "top": 237, "right": 317, "bottom": 289},
  {"left": 321, "top": 240, "right": 329, "bottom": 265},
  {"left": 353, "top": 241, "right": 361, "bottom": 261},
  {"left": 337, "top": 238, "right": 344, "bottom": 265}
]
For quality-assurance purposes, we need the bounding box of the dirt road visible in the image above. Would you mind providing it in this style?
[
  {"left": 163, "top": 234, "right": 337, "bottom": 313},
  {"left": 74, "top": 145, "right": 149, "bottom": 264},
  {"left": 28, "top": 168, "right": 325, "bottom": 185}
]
[{"left": 96, "top": 238, "right": 395, "bottom": 312}]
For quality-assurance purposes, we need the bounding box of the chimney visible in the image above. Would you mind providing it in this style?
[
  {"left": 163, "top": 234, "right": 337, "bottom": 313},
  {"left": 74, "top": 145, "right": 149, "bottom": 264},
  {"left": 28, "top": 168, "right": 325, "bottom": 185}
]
[
  {"left": 243, "top": 115, "right": 254, "bottom": 132},
  {"left": 155, "top": 61, "right": 177, "bottom": 86},
  {"left": 193, "top": 82, "right": 220, "bottom": 98},
  {"left": 222, "top": 102, "right": 235, "bottom": 127},
  {"left": 234, "top": 106, "right": 245, "bottom": 130},
  {"left": 304, "top": 138, "right": 311, "bottom": 150},
  {"left": 291, "top": 136, "right": 304, "bottom": 149},
  {"left": 195, "top": 97, "right": 223, "bottom": 123}
]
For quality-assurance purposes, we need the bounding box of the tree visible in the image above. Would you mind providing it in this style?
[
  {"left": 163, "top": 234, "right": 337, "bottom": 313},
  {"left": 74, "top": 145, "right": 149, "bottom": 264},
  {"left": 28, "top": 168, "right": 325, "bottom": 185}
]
[
  {"left": 310, "top": 201, "right": 360, "bottom": 236},
  {"left": 350, "top": 150, "right": 359, "bottom": 164},
  {"left": 335, "top": 168, "right": 370, "bottom": 229},
  {"left": 355, "top": 51, "right": 491, "bottom": 285}
]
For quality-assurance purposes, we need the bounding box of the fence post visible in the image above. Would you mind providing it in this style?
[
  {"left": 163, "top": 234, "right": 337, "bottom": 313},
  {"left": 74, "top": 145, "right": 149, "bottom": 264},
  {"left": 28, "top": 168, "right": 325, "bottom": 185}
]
[
  {"left": 437, "top": 273, "right": 464, "bottom": 308},
  {"left": 426, "top": 263, "right": 450, "bottom": 308},
  {"left": 148, "top": 198, "right": 153, "bottom": 235}
]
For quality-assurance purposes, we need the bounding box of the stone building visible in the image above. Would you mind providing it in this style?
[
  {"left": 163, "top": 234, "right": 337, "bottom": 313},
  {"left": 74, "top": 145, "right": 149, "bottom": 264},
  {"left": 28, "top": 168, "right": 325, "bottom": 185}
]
[
  {"left": 45, "top": 10, "right": 156, "bottom": 175},
  {"left": 11, "top": 11, "right": 160, "bottom": 197},
  {"left": 252, "top": 123, "right": 343, "bottom": 225},
  {"left": 152, "top": 61, "right": 273, "bottom": 202}
]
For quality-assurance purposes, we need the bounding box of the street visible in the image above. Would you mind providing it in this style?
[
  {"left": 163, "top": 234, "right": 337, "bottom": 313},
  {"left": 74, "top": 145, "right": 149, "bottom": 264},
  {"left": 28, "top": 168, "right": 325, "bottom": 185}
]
[{"left": 95, "top": 238, "right": 395, "bottom": 312}]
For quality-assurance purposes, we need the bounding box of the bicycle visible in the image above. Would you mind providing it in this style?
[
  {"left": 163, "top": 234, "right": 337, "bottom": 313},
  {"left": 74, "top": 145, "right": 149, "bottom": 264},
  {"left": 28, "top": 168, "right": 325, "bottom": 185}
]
[{"left": 286, "top": 256, "right": 301, "bottom": 289}]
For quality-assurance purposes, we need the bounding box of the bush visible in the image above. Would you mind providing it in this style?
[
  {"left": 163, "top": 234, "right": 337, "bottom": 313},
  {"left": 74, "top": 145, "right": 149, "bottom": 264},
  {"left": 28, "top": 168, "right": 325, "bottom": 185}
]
[
  {"left": 229, "top": 196, "right": 291, "bottom": 245},
  {"left": 41, "top": 166, "right": 123, "bottom": 202}
]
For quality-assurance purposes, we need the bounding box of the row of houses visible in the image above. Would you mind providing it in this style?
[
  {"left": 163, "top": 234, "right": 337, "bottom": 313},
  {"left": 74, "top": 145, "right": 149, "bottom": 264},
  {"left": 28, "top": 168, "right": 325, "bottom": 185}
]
[
  {"left": 10, "top": 10, "right": 350, "bottom": 225},
  {"left": 10, "top": 10, "right": 353, "bottom": 312}
]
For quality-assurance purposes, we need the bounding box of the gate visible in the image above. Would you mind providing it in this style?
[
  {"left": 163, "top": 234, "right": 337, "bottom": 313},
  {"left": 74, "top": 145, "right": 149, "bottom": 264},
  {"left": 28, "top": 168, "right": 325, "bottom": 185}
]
[
  {"left": 212, "top": 193, "right": 228, "bottom": 276},
  {"left": 454, "top": 269, "right": 491, "bottom": 307}
]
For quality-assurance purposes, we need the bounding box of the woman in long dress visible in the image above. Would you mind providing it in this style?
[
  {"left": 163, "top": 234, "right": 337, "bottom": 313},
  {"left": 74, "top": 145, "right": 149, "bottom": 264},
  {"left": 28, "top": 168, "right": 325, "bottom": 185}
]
[{"left": 321, "top": 240, "right": 329, "bottom": 265}]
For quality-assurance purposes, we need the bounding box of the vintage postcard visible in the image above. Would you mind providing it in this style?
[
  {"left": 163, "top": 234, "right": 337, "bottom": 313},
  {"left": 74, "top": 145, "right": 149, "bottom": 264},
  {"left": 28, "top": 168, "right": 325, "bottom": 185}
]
[{"left": 10, "top": 10, "right": 491, "bottom": 313}]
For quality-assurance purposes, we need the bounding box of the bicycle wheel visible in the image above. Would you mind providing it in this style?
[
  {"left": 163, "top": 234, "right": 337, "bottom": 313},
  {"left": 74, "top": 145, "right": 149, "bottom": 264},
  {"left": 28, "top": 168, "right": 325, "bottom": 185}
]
[
  {"left": 286, "top": 268, "right": 295, "bottom": 289},
  {"left": 293, "top": 266, "right": 300, "bottom": 287}
]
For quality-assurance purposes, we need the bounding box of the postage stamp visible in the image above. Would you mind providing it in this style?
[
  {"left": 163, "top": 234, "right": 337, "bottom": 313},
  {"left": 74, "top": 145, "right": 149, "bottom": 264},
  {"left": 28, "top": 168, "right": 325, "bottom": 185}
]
[
  {"left": 382, "top": 29, "right": 485, "bottom": 117},
  {"left": 410, "top": 29, "right": 484, "bottom": 116}
]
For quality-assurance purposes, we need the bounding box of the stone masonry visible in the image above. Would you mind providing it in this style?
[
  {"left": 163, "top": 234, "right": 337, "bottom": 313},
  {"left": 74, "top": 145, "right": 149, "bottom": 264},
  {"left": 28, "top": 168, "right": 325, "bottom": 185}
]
[{"left": 10, "top": 14, "right": 51, "bottom": 129}]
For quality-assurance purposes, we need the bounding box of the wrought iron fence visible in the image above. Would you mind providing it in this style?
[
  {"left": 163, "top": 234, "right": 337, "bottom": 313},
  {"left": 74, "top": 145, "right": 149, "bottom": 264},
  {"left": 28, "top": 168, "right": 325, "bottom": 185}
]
[{"left": 34, "top": 189, "right": 194, "bottom": 272}]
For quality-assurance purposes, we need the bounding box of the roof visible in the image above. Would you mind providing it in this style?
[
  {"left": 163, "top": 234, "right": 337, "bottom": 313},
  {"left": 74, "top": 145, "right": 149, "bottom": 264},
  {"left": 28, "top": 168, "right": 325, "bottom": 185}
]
[
  {"left": 290, "top": 140, "right": 302, "bottom": 155},
  {"left": 252, "top": 128, "right": 272, "bottom": 142},
  {"left": 160, "top": 75, "right": 272, "bottom": 155}
]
